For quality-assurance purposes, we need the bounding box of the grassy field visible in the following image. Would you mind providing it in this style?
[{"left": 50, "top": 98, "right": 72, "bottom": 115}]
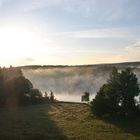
[{"left": 0, "top": 102, "right": 140, "bottom": 140}]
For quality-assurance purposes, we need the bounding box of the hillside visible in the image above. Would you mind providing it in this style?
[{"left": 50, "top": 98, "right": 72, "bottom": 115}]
[
  {"left": 19, "top": 61, "right": 140, "bottom": 69},
  {"left": 0, "top": 102, "right": 139, "bottom": 140}
]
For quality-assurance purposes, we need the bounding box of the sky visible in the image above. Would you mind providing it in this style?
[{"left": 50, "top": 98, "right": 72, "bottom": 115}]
[{"left": 0, "top": 0, "right": 140, "bottom": 66}]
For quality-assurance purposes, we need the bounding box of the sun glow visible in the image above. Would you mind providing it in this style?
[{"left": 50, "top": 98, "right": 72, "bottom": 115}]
[{"left": 0, "top": 25, "right": 44, "bottom": 66}]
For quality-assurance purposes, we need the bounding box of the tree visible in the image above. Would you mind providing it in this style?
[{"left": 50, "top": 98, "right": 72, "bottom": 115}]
[
  {"left": 4, "top": 76, "right": 34, "bottom": 105},
  {"left": 44, "top": 91, "right": 49, "bottom": 102},
  {"left": 81, "top": 92, "right": 90, "bottom": 102},
  {"left": 0, "top": 67, "right": 44, "bottom": 107},
  {"left": 118, "top": 68, "right": 140, "bottom": 114},
  {"left": 0, "top": 67, "right": 5, "bottom": 106},
  {"left": 91, "top": 84, "right": 114, "bottom": 115},
  {"left": 44, "top": 92, "right": 48, "bottom": 98},
  {"left": 91, "top": 68, "right": 140, "bottom": 116},
  {"left": 50, "top": 91, "right": 55, "bottom": 102},
  {"left": 30, "top": 89, "right": 42, "bottom": 98},
  {"left": 5, "top": 76, "right": 33, "bottom": 95},
  {"left": 29, "top": 88, "right": 42, "bottom": 104}
]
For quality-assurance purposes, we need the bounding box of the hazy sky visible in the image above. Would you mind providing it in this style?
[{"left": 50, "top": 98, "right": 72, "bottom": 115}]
[{"left": 0, "top": 0, "right": 140, "bottom": 66}]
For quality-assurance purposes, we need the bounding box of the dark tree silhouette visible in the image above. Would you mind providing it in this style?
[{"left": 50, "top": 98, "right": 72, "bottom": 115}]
[
  {"left": 91, "top": 68, "right": 140, "bottom": 116},
  {"left": 50, "top": 91, "right": 55, "bottom": 102},
  {"left": 81, "top": 92, "right": 90, "bottom": 102},
  {"left": 119, "top": 68, "right": 140, "bottom": 114},
  {"left": 44, "top": 91, "right": 48, "bottom": 98},
  {"left": 0, "top": 67, "right": 5, "bottom": 106},
  {"left": 0, "top": 67, "right": 44, "bottom": 107}
]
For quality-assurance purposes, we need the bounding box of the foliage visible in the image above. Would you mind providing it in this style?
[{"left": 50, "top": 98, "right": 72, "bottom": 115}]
[
  {"left": 81, "top": 91, "right": 90, "bottom": 102},
  {"left": 50, "top": 91, "right": 55, "bottom": 102},
  {"left": 0, "top": 67, "right": 48, "bottom": 107},
  {"left": 91, "top": 67, "right": 140, "bottom": 116}
]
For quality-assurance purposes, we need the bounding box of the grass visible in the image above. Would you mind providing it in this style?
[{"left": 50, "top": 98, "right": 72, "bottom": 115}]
[{"left": 0, "top": 102, "right": 140, "bottom": 140}]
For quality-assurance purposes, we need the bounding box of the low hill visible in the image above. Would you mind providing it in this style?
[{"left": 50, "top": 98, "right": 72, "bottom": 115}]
[
  {"left": 0, "top": 102, "right": 139, "bottom": 140},
  {"left": 19, "top": 61, "right": 140, "bottom": 69}
]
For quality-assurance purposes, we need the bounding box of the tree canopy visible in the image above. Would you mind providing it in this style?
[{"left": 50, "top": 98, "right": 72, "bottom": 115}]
[
  {"left": 0, "top": 67, "right": 43, "bottom": 107},
  {"left": 81, "top": 91, "right": 90, "bottom": 102},
  {"left": 91, "top": 68, "right": 140, "bottom": 116}
]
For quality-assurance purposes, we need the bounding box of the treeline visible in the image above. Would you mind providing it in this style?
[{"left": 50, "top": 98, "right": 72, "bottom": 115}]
[
  {"left": 91, "top": 68, "right": 140, "bottom": 117},
  {"left": 0, "top": 67, "right": 53, "bottom": 108}
]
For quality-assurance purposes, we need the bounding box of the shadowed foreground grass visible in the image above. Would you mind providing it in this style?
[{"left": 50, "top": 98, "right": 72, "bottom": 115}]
[{"left": 0, "top": 102, "right": 140, "bottom": 140}]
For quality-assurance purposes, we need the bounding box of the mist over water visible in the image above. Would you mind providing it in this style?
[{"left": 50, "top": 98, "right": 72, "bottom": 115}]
[{"left": 22, "top": 65, "right": 140, "bottom": 102}]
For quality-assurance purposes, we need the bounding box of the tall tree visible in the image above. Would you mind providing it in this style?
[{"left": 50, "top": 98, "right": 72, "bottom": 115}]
[
  {"left": 92, "top": 68, "right": 140, "bottom": 116},
  {"left": 81, "top": 92, "right": 90, "bottom": 102},
  {"left": 119, "top": 68, "right": 140, "bottom": 113}
]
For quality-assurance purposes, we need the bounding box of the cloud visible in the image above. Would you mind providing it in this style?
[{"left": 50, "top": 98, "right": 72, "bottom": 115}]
[
  {"left": 0, "top": 0, "right": 63, "bottom": 15},
  {"left": 115, "top": 40, "right": 140, "bottom": 62},
  {"left": 62, "top": 0, "right": 135, "bottom": 20},
  {"left": 15, "top": 58, "right": 35, "bottom": 66},
  {"left": 0, "top": 0, "right": 139, "bottom": 24},
  {"left": 53, "top": 28, "right": 133, "bottom": 39},
  {"left": 72, "top": 29, "right": 130, "bottom": 39},
  {"left": 20, "top": 0, "right": 63, "bottom": 12},
  {"left": 63, "top": 0, "right": 96, "bottom": 17},
  {"left": 23, "top": 58, "right": 34, "bottom": 62},
  {"left": 126, "top": 40, "right": 140, "bottom": 51}
]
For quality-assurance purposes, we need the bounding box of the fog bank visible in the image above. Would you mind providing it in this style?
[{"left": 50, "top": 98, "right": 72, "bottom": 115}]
[{"left": 22, "top": 65, "right": 140, "bottom": 102}]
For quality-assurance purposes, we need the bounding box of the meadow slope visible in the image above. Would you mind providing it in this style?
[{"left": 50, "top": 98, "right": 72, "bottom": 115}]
[{"left": 0, "top": 103, "right": 140, "bottom": 140}]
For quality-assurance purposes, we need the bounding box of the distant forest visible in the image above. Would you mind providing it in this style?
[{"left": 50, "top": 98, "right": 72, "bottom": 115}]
[{"left": 19, "top": 61, "right": 140, "bottom": 69}]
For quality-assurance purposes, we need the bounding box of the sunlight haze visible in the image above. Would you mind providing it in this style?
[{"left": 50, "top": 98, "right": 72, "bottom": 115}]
[{"left": 0, "top": 0, "right": 140, "bottom": 66}]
